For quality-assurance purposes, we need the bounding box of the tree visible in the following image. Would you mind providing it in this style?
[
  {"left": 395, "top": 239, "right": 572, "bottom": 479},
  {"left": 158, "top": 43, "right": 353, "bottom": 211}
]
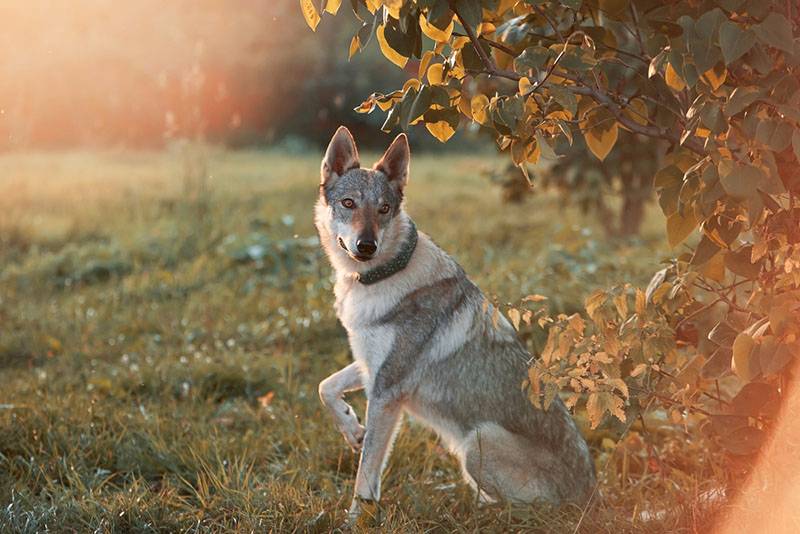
[{"left": 304, "top": 0, "right": 800, "bottom": 457}]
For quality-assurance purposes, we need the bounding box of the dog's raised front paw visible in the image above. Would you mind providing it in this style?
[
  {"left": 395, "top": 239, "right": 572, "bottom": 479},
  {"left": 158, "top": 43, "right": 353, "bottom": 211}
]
[{"left": 338, "top": 419, "right": 365, "bottom": 451}]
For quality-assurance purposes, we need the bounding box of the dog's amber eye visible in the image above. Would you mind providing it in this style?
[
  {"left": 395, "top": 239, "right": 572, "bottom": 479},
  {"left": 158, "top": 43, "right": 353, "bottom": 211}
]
[
  {"left": 341, "top": 198, "right": 355, "bottom": 209},
  {"left": 379, "top": 204, "right": 391, "bottom": 214}
]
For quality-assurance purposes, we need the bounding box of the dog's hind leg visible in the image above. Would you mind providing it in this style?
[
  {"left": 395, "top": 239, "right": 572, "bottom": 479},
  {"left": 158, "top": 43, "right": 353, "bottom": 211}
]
[
  {"left": 319, "top": 362, "right": 365, "bottom": 451},
  {"left": 457, "top": 423, "right": 563, "bottom": 504}
]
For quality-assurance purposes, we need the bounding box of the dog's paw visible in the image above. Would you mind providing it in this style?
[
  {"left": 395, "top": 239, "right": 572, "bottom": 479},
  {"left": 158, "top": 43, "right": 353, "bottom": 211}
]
[
  {"left": 338, "top": 419, "right": 365, "bottom": 452},
  {"left": 334, "top": 406, "right": 365, "bottom": 451},
  {"left": 345, "top": 497, "right": 380, "bottom": 528}
]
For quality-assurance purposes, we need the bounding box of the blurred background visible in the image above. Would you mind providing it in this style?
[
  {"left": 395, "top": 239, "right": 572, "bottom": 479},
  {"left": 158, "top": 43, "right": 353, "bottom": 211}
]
[{"left": 0, "top": 0, "right": 482, "bottom": 151}]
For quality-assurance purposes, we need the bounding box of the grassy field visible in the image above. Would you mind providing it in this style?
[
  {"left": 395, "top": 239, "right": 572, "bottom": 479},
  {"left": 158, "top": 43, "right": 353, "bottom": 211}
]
[{"left": 1, "top": 147, "right": 720, "bottom": 532}]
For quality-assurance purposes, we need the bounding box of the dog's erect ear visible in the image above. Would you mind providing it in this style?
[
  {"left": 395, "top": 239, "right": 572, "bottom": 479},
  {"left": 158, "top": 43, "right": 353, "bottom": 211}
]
[
  {"left": 321, "top": 126, "right": 360, "bottom": 188},
  {"left": 374, "top": 133, "right": 410, "bottom": 190}
]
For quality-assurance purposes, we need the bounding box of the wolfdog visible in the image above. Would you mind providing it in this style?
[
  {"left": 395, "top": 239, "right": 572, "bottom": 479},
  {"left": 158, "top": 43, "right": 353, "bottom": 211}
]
[{"left": 315, "top": 127, "right": 595, "bottom": 521}]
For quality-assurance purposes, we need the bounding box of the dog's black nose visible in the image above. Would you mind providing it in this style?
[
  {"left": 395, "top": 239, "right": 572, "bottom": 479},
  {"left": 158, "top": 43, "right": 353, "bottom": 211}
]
[{"left": 356, "top": 239, "right": 377, "bottom": 256}]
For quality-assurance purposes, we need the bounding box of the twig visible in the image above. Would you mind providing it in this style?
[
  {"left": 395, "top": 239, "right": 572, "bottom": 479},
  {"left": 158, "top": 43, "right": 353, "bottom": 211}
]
[
  {"left": 452, "top": 6, "right": 707, "bottom": 156},
  {"left": 532, "top": 3, "right": 565, "bottom": 42}
]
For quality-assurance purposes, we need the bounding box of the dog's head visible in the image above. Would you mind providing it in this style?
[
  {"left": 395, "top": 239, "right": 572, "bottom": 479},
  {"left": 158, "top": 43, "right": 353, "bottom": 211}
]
[{"left": 317, "top": 126, "right": 409, "bottom": 263}]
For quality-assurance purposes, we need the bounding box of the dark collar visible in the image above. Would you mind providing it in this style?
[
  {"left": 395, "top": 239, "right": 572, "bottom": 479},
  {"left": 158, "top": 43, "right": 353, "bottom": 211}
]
[{"left": 357, "top": 221, "right": 418, "bottom": 285}]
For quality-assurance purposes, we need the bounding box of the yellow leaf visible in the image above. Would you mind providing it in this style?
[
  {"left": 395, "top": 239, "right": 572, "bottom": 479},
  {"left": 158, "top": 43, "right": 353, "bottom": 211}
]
[
  {"left": 451, "top": 36, "right": 470, "bottom": 50},
  {"left": 427, "top": 63, "right": 445, "bottom": 85},
  {"left": 630, "top": 363, "right": 647, "bottom": 377},
  {"left": 348, "top": 36, "right": 360, "bottom": 60},
  {"left": 300, "top": 0, "right": 320, "bottom": 31},
  {"left": 381, "top": 0, "right": 402, "bottom": 18},
  {"left": 418, "top": 50, "right": 434, "bottom": 79},
  {"left": 457, "top": 91, "right": 472, "bottom": 119},
  {"left": 586, "top": 391, "right": 626, "bottom": 429},
  {"left": 377, "top": 25, "right": 408, "bottom": 68},
  {"left": 606, "top": 378, "right": 629, "bottom": 399},
  {"left": 613, "top": 293, "right": 628, "bottom": 318},
  {"left": 666, "top": 211, "right": 698, "bottom": 248},
  {"left": 523, "top": 294, "right": 548, "bottom": 302},
  {"left": 634, "top": 288, "right": 646, "bottom": 315},
  {"left": 324, "top": 0, "right": 342, "bottom": 15},
  {"left": 364, "top": 0, "right": 381, "bottom": 13},
  {"left": 585, "top": 122, "right": 618, "bottom": 161},
  {"left": 419, "top": 13, "right": 454, "bottom": 42},
  {"left": 425, "top": 120, "right": 455, "bottom": 142},
  {"left": 402, "top": 78, "right": 421, "bottom": 92},
  {"left": 526, "top": 141, "right": 541, "bottom": 164},
  {"left": 702, "top": 251, "right": 726, "bottom": 282},
  {"left": 623, "top": 97, "right": 648, "bottom": 126},
  {"left": 471, "top": 94, "right": 490, "bottom": 125},
  {"left": 355, "top": 97, "right": 375, "bottom": 114},
  {"left": 732, "top": 332, "right": 756, "bottom": 381},
  {"left": 665, "top": 63, "right": 686, "bottom": 91},
  {"left": 702, "top": 63, "right": 727, "bottom": 91},
  {"left": 508, "top": 308, "right": 521, "bottom": 331},
  {"left": 518, "top": 76, "right": 532, "bottom": 95}
]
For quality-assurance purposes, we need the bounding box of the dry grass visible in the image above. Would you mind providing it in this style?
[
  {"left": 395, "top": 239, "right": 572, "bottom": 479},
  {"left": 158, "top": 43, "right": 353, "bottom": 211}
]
[{"left": 1, "top": 147, "right": 725, "bottom": 532}]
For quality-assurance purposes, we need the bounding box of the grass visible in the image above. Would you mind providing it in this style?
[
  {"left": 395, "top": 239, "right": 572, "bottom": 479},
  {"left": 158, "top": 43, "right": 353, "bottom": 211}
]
[{"left": 1, "top": 146, "right": 724, "bottom": 532}]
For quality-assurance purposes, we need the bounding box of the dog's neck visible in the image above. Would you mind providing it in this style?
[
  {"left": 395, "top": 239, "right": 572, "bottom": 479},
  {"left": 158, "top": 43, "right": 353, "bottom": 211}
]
[
  {"left": 315, "top": 201, "right": 417, "bottom": 285},
  {"left": 357, "top": 220, "right": 417, "bottom": 285}
]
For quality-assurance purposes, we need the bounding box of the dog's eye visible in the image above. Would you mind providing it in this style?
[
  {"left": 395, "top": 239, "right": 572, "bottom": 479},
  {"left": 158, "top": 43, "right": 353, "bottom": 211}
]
[
  {"left": 379, "top": 204, "right": 391, "bottom": 214},
  {"left": 341, "top": 198, "right": 355, "bottom": 209}
]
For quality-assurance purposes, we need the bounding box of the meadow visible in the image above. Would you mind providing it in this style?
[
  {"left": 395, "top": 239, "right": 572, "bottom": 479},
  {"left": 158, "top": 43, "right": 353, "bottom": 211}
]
[{"left": 0, "top": 147, "right": 720, "bottom": 532}]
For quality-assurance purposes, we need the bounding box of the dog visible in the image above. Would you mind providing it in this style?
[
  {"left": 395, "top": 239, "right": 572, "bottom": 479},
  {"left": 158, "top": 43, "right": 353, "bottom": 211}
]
[{"left": 314, "top": 127, "right": 596, "bottom": 521}]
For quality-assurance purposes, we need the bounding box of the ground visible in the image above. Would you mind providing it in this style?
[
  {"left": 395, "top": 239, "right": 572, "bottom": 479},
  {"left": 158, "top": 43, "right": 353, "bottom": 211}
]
[{"left": 1, "top": 147, "right": 720, "bottom": 532}]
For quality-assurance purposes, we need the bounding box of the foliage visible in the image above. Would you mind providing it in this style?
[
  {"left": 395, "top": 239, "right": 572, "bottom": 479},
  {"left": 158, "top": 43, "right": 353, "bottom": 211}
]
[{"left": 308, "top": 0, "right": 800, "bottom": 458}]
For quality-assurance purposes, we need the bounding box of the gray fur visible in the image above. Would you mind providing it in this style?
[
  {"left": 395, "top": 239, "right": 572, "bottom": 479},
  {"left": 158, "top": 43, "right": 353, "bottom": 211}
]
[{"left": 314, "top": 128, "right": 595, "bottom": 521}]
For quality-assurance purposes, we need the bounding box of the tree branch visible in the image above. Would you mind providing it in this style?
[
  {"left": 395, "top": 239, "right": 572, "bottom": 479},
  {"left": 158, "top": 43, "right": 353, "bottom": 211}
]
[{"left": 451, "top": 6, "right": 707, "bottom": 157}]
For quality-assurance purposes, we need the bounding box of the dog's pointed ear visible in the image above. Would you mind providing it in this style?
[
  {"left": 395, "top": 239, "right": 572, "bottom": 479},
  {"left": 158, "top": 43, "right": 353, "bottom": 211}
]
[
  {"left": 321, "top": 126, "right": 360, "bottom": 188},
  {"left": 374, "top": 133, "right": 410, "bottom": 191}
]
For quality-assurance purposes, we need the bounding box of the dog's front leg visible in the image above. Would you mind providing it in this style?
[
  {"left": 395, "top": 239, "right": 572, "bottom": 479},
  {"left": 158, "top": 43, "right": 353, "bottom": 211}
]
[
  {"left": 318, "top": 362, "right": 365, "bottom": 451},
  {"left": 348, "top": 397, "right": 403, "bottom": 523}
]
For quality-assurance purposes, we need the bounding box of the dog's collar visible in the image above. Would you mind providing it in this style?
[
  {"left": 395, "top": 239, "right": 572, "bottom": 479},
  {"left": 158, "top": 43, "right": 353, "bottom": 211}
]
[{"left": 357, "top": 221, "right": 418, "bottom": 285}]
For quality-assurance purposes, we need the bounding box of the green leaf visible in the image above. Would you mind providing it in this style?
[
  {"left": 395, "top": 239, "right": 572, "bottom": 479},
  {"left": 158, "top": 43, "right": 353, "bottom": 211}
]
[
  {"left": 753, "top": 12, "right": 795, "bottom": 54},
  {"left": 755, "top": 119, "right": 794, "bottom": 151},
  {"left": 556, "top": 45, "right": 597, "bottom": 71},
  {"left": 719, "top": 163, "right": 765, "bottom": 199},
  {"left": 514, "top": 45, "right": 552, "bottom": 71},
  {"left": 702, "top": 347, "right": 732, "bottom": 378},
  {"left": 690, "top": 234, "right": 721, "bottom": 266},
  {"left": 724, "top": 86, "right": 763, "bottom": 117},
  {"left": 548, "top": 85, "right": 577, "bottom": 115},
  {"left": 535, "top": 131, "right": 558, "bottom": 160},
  {"left": 407, "top": 85, "right": 433, "bottom": 128},
  {"left": 732, "top": 381, "right": 777, "bottom": 416},
  {"left": 725, "top": 245, "right": 761, "bottom": 278},
  {"left": 760, "top": 341, "right": 796, "bottom": 375},
  {"left": 454, "top": 0, "right": 481, "bottom": 32},
  {"left": 719, "top": 21, "right": 756, "bottom": 65}
]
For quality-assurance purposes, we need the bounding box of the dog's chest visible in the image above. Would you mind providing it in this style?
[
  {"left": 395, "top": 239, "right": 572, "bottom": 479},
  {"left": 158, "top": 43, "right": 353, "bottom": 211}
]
[{"left": 334, "top": 280, "right": 399, "bottom": 386}]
